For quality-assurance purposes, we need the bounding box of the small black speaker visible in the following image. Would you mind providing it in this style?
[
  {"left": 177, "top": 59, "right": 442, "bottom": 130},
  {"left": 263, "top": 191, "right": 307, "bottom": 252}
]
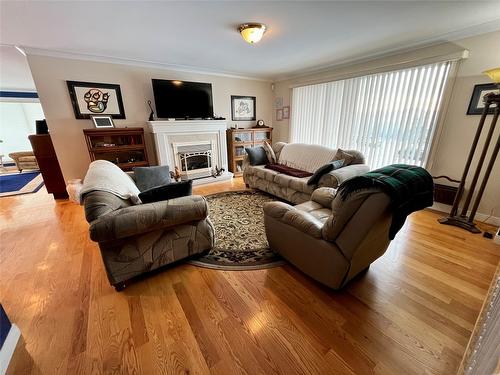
[{"left": 36, "top": 119, "right": 48, "bottom": 134}]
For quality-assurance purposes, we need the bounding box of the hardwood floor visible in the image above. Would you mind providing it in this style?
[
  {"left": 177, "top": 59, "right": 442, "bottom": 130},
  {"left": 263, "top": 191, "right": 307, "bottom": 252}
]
[{"left": 1, "top": 178, "right": 498, "bottom": 374}]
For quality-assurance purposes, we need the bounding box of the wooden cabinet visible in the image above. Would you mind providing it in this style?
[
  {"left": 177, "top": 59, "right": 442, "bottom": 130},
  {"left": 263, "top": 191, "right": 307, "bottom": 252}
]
[
  {"left": 83, "top": 127, "right": 149, "bottom": 172},
  {"left": 227, "top": 127, "right": 272, "bottom": 176},
  {"left": 28, "top": 134, "right": 68, "bottom": 199}
]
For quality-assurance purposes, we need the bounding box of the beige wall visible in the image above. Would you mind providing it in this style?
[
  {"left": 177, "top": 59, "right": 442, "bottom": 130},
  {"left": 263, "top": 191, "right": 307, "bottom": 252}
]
[
  {"left": 272, "top": 30, "right": 500, "bottom": 217},
  {"left": 27, "top": 55, "right": 273, "bottom": 181}
]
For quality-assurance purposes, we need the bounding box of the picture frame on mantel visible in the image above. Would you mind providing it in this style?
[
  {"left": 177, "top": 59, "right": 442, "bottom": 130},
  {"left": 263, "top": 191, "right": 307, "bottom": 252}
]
[
  {"left": 467, "top": 83, "right": 499, "bottom": 115},
  {"left": 67, "top": 80, "right": 126, "bottom": 119},
  {"left": 231, "top": 95, "right": 256, "bottom": 121}
]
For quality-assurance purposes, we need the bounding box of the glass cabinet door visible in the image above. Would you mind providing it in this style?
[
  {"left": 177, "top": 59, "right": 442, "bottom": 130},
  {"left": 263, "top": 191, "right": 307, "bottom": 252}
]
[
  {"left": 254, "top": 130, "right": 271, "bottom": 143},
  {"left": 232, "top": 131, "right": 252, "bottom": 143}
]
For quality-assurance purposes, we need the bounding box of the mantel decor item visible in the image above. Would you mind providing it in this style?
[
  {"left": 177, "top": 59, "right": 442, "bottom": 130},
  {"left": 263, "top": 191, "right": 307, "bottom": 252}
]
[
  {"left": 439, "top": 67, "right": 500, "bottom": 233},
  {"left": 147, "top": 99, "right": 155, "bottom": 121},
  {"left": 231, "top": 95, "right": 256, "bottom": 121},
  {"left": 67, "top": 81, "right": 125, "bottom": 119}
]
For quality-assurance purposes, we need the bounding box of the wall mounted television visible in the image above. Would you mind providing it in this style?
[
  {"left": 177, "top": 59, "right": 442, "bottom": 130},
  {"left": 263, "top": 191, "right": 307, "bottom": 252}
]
[{"left": 152, "top": 79, "right": 214, "bottom": 119}]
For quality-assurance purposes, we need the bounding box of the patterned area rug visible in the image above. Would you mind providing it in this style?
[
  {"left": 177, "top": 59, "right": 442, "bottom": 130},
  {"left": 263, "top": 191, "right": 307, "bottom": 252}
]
[
  {"left": 188, "top": 190, "right": 285, "bottom": 270},
  {"left": 0, "top": 171, "right": 44, "bottom": 197}
]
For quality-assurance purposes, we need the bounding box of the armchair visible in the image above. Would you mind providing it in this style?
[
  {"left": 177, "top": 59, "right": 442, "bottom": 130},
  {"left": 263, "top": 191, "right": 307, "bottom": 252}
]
[
  {"left": 83, "top": 190, "right": 214, "bottom": 291},
  {"left": 264, "top": 187, "right": 392, "bottom": 289}
]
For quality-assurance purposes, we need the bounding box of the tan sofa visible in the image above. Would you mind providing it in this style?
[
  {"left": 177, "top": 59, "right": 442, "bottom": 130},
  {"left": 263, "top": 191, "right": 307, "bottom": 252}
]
[
  {"left": 264, "top": 187, "right": 392, "bottom": 289},
  {"left": 8, "top": 151, "right": 39, "bottom": 172},
  {"left": 243, "top": 142, "right": 369, "bottom": 204}
]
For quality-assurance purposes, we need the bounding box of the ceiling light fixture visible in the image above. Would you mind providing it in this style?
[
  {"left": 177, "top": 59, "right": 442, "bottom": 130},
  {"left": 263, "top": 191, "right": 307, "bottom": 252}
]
[{"left": 238, "top": 23, "right": 267, "bottom": 44}]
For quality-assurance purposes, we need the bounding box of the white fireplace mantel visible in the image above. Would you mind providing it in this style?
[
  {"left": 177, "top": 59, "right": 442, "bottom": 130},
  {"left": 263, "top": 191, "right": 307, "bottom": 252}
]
[{"left": 147, "top": 120, "right": 229, "bottom": 172}]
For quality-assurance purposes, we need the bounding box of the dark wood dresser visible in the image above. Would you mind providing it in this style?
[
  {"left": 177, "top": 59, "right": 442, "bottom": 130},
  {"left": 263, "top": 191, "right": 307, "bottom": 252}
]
[{"left": 28, "top": 134, "right": 68, "bottom": 199}]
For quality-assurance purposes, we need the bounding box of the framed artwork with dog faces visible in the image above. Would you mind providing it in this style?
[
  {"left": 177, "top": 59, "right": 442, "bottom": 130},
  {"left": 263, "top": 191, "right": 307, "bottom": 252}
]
[{"left": 67, "top": 81, "right": 126, "bottom": 119}]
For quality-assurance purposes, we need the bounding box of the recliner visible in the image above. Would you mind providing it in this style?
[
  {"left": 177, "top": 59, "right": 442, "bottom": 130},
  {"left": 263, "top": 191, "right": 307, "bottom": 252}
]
[{"left": 263, "top": 187, "right": 392, "bottom": 289}]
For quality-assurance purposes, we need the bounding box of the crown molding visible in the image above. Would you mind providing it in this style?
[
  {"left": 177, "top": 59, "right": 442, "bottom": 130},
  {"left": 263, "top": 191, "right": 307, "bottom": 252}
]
[
  {"left": 272, "top": 18, "right": 500, "bottom": 82},
  {"left": 19, "top": 46, "right": 272, "bottom": 82}
]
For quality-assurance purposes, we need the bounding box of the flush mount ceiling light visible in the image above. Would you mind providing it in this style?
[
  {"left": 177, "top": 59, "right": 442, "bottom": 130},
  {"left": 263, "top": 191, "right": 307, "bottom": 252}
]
[{"left": 238, "top": 23, "right": 267, "bottom": 44}]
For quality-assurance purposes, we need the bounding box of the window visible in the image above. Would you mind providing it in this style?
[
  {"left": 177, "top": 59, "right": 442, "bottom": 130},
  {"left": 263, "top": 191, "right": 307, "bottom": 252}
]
[
  {"left": 290, "top": 61, "right": 452, "bottom": 169},
  {"left": 0, "top": 101, "right": 44, "bottom": 160}
]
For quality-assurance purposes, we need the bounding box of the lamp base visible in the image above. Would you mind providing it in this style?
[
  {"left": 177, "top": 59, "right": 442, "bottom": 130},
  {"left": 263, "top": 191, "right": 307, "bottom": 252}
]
[{"left": 438, "top": 216, "right": 482, "bottom": 233}]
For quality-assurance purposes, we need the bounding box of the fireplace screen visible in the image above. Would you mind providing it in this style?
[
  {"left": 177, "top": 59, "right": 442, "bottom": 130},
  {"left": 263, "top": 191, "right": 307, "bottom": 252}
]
[{"left": 179, "top": 151, "right": 212, "bottom": 172}]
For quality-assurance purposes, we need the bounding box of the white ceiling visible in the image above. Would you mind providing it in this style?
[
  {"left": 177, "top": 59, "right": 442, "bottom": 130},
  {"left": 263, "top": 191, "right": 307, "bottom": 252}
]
[{"left": 1, "top": 1, "right": 500, "bottom": 81}]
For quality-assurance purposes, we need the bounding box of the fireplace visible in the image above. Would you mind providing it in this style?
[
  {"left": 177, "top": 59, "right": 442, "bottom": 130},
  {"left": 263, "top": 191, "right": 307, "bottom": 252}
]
[
  {"left": 148, "top": 120, "right": 233, "bottom": 185},
  {"left": 173, "top": 141, "right": 214, "bottom": 179}
]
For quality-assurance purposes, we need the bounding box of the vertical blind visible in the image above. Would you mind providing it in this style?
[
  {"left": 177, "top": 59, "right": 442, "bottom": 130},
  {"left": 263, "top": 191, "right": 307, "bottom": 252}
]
[{"left": 290, "top": 61, "right": 452, "bottom": 169}]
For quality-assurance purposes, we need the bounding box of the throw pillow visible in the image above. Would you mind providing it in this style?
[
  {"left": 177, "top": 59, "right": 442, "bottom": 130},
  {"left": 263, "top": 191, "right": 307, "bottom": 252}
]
[
  {"left": 133, "top": 166, "right": 171, "bottom": 192},
  {"left": 245, "top": 146, "right": 268, "bottom": 166},
  {"left": 307, "top": 159, "right": 344, "bottom": 185},
  {"left": 333, "top": 149, "right": 355, "bottom": 166},
  {"left": 262, "top": 141, "right": 276, "bottom": 164},
  {"left": 139, "top": 180, "right": 193, "bottom": 203}
]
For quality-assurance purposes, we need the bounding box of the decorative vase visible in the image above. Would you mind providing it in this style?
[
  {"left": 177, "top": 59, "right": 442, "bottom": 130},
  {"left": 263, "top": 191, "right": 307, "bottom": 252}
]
[{"left": 66, "top": 179, "right": 83, "bottom": 204}]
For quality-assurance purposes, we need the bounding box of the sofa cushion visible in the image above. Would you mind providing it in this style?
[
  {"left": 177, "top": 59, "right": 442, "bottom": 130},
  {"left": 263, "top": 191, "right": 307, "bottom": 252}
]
[
  {"left": 245, "top": 146, "right": 268, "bottom": 166},
  {"left": 262, "top": 141, "right": 276, "bottom": 164},
  {"left": 250, "top": 165, "right": 279, "bottom": 182},
  {"left": 274, "top": 174, "right": 316, "bottom": 194},
  {"left": 333, "top": 149, "right": 355, "bottom": 166},
  {"left": 277, "top": 143, "right": 338, "bottom": 173},
  {"left": 83, "top": 190, "right": 132, "bottom": 223},
  {"left": 133, "top": 166, "right": 171, "bottom": 192},
  {"left": 139, "top": 180, "right": 193, "bottom": 203}
]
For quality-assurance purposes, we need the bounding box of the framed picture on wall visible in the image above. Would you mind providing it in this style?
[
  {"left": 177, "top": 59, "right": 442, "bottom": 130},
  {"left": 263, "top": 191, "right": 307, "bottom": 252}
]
[
  {"left": 90, "top": 115, "right": 115, "bottom": 128},
  {"left": 276, "top": 108, "right": 283, "bottom": 121},
  {"left": 282, "top": 106, "right": 290, "bottom": 119},
  {"left": 467, "top": 83, "right": 499, "bottom": 115},
  {"left": 231, "top": 95, "right": 256, "bottom": 121},
  {"left": 67, "top": 81, "right": 126, "bottom": 119}
]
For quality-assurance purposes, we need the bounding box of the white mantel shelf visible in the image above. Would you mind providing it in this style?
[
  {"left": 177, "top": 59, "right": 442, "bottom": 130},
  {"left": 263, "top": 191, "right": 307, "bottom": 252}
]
[{"left": 147, "top": 120, "right": 230, "bottom": 184}]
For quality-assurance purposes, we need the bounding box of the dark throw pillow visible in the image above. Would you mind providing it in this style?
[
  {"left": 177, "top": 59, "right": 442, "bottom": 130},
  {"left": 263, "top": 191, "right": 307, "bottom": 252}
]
[
  {"left": 307, "top": 159, "right": 344, "bottom": 185},
  {"left": 245, "top": 146, "right": 268, "bottom": 166},
  {"left": 139, "top": 180, "right": 193, "bottom": 203},
  {"left": 133, "top": 166, "right": 171, "bottom": 192}
]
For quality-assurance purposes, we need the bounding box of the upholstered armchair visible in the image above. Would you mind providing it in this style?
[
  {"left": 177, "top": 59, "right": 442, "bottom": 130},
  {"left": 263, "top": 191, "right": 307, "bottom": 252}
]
[
  {"left": 83, "top": 191, "right": 214, "bottom": 290},
  {"left": 263, "top": 187, "right": 392, "bottom": 289},
  {"left": 9, "top": 151, "right": 39, "bottom": 172}
]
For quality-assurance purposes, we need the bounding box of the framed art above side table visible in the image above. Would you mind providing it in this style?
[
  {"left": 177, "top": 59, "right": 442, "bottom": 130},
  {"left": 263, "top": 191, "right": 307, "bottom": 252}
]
[
  {"left": 467, "top": 83, "right": 499, "bottom": 115},
  {"left": 231, "top": 95, "right": 256, "bottom": 121}
]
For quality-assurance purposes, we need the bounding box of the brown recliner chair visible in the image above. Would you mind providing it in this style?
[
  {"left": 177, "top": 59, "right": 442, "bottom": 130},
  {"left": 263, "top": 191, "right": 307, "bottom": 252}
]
[{"left": 263, "top": 187, "right": 392, "bottom": 289}]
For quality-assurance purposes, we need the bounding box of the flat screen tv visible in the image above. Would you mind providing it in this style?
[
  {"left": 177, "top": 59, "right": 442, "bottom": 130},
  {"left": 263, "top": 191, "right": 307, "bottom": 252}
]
[{"left": 152, "top": 79, "right": 213, "bottom": 119}]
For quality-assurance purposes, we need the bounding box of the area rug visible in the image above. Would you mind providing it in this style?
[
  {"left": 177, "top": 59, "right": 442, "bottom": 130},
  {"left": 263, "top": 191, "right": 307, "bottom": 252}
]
[
  {"left": 0, "top": 171, "right": 44, "bottom": 197},
  {"left": 188, "top": 190, "right": 285, "bottom": 270}
]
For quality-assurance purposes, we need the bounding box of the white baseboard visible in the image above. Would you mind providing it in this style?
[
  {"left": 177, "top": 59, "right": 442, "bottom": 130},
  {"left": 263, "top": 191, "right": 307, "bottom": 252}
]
[
  {"left": 0, "top": 324, "right": 21, "bottom": 375},
  {"left": 431, "top": 202, "right": 500, "bottom": 227}
]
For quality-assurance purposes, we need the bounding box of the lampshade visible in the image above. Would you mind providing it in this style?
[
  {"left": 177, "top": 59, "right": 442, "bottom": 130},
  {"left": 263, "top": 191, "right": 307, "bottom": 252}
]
[
  {"left": 483, "top": 67, "right": 500, "bottom": 83},
  {"left": 238, "top": 23, "right": 267, "bottom": 44}
]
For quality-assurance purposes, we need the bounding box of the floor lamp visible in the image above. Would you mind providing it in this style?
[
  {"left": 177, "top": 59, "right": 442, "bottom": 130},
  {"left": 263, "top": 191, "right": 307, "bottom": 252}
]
[{"left": 439, "top": 67, "right": 500, "bottom": 233}]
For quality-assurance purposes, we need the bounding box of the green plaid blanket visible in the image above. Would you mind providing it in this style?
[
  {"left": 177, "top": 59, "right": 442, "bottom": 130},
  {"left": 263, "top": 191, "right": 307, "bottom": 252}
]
[{"left": 338, "top": 164, "right": 434, "bottom": 239}]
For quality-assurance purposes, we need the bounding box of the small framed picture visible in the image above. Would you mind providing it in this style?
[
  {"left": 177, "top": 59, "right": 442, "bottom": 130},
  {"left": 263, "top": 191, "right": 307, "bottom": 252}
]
[
  {"left": 467, "top": 83, "right": 499, "bottom": 115},
  {"left": 282, "top": 106, "right": 290, "bottom": 119},
  {"left": 276, "top": 109, "right": 283, "bottom": 121},
  {"left": 67, "top": 80, "right": 126, "bottom": 119},
  {"left": 90, "top": 115, "right": 115, "bottom": 128},
  {"left": 231, "top": 95, "right": 256, "bottom": 121}
]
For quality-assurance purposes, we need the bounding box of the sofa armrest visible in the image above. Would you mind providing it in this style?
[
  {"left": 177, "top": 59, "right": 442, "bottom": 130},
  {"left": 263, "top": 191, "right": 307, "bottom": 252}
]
[
  {"left": 89, "top": 195, "right": 208, "bottom": 242},
  {"left": 311, "top": 187, "right": 337, "bottom": 208},
  {"left": 263, "top": 202, "right": 323, "bottom": 239},
  {"left": 318, "top": 164, "right": 370, "bottom": 188}
]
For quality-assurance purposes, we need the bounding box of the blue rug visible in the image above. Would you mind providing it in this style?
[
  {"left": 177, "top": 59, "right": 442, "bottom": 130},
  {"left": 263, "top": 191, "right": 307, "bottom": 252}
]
[{"left": 0, "top": 172, "right": 44, "bottom": 197}]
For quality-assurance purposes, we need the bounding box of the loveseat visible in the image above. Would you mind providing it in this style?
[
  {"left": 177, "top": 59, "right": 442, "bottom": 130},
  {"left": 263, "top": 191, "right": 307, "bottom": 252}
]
[
  {"left": 243, "top": 142, "right": 369, "bottom": 204},
  {"left": 9, "top": 151, "right": 39, "bottom": 172},
  {"left": 81, "top": 161, "right": 214, "bottom": 290}
]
